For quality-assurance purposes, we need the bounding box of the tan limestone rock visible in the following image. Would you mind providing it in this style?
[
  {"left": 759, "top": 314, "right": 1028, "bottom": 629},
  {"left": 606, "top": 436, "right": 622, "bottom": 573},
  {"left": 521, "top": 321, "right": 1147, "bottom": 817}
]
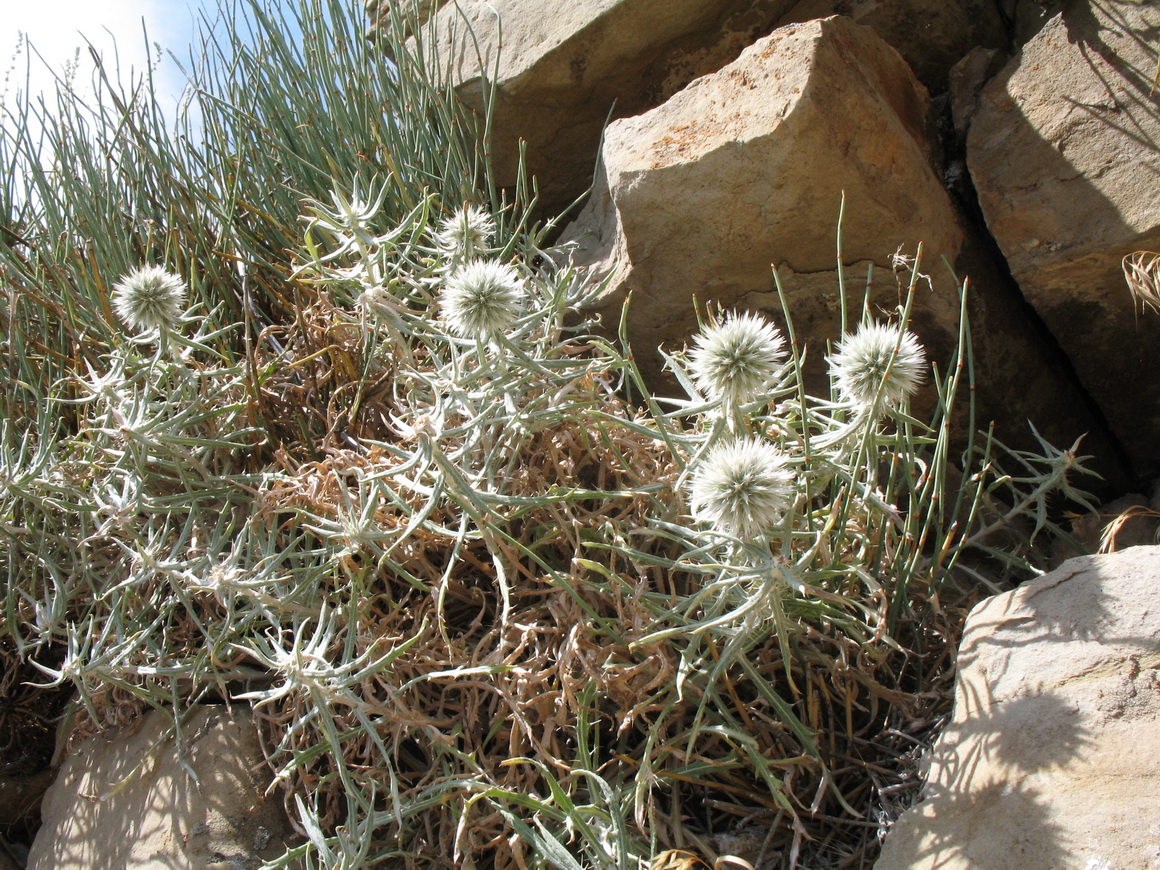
[
  {"left": 876, "top": 546, "right": 1160, "bottom": 870},
  {"left": 949, "top": 46, "right": 1004, "bottom": 140},
  {"left": 560, "top": 14, "right": 1131, "bottom": 488},
  {"left": 417, "top": 0, "right": 801, "bottom": 213},
  {"left": 27, "top": 706, "right": 300, "bottom": 869},
  {"left": 364, "top": 0, "right": 449, "bottom": 31},
  {"left": 966, "top": 0, "right": 1160, "bottom": 480}
]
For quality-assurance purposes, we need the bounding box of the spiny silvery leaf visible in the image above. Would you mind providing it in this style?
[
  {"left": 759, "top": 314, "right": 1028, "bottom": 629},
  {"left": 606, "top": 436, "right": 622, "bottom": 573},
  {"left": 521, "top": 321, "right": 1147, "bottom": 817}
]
[{"left": 327, "top": 178, "right": 389, "bottom": 237}]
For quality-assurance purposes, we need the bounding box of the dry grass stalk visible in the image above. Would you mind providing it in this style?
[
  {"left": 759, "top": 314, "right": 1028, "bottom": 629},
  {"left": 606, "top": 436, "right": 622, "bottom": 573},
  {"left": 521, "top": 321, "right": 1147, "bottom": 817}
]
[{"left": 1123, "top": 251, "right": 1160, "bottom": 314}]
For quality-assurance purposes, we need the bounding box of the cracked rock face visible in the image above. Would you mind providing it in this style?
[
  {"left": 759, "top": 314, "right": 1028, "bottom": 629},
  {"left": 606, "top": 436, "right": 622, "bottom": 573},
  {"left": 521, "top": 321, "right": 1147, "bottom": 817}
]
[
  {"left": 876, "top": 546, "right": 1160, "bottom": 870},
  {"left": 967, "top": 0, "right": 1160, "bottom": 480},
  {"left": 27, "top": 706, "right": 301, "bottom": 869},
  {"left": 560, "top": 14, "right": 1121, "bottom": 473}
]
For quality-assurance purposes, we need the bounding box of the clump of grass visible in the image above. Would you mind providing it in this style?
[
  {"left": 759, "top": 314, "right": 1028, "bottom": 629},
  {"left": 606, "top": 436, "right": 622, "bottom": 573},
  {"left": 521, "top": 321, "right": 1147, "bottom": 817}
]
[{"left": 0, "top": 2, "right": 1097, "bottom": 868}]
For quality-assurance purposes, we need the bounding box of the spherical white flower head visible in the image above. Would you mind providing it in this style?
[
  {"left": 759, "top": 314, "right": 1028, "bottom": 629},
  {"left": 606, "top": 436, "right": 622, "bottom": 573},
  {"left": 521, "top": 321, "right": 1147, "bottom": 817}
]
[
  {"left": 435, "top": 204, "right": 496, "bottom": 260},
  {"left": 440, "top": 259, "right": 524, "bottom": 338},
  {"left": 829, "top": 322, "right": 925, "bottom": 410},
  {"left": 689, "top": 311, "right": 787, "bottom": 406},
  {"left": 689, "top": 437, "right": 794, "bottom": 541},
  {"left": 112, "top": 265, "right": 187, "bottom": 334}
]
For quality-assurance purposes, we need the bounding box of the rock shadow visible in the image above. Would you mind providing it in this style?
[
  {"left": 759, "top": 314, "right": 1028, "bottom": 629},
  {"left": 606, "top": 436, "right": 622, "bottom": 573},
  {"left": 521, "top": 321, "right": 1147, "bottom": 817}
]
[
  {"left": 878, "top": 548, "right": 1160, "bottom": 869},
  {"left": 965, "top": 0, "right": 1160, "bottom": 483},
  {"left": 898, "top": 693, "right": 1088, "bottom": 870}
]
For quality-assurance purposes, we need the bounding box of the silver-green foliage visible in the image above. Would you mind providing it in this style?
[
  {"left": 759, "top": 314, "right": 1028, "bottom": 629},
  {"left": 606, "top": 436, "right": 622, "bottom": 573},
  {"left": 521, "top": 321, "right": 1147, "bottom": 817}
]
[
  {"left": 0, "top": 3, "right": 1098, "bottom": 868},
  {"left": 10, "top": 184, "right": 1094, "bottom": 868}
]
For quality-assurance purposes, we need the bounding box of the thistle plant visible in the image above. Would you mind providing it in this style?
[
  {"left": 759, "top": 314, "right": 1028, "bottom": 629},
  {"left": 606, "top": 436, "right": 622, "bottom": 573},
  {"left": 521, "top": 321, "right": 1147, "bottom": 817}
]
[
  {"left": 435, "top": 203, "right": 497, "bottom": 263},
  {"left": 688, "top": 436, "right": 794, "bottom": 542},
  {"left": 440, "top": 258, "right": 525, "bottom": 339},
  {"left": 690, "top": 310, "right": 787, "bottom": 405}
]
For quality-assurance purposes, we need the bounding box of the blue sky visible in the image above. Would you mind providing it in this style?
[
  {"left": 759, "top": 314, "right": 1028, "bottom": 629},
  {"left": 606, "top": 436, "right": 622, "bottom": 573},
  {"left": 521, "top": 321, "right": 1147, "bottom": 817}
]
[
  {"left": 3, "top": 2, "right": 206, "bottom": 108},
  {"left": 0, "top": 0, "right": 310, "bottom": 113}
]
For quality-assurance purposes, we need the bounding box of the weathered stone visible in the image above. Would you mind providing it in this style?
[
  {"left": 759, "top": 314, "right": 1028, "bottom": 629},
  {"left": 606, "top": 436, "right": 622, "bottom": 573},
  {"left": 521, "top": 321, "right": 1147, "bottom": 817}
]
[
  {"left": 27, "top": 706, "right": 301, "bottom": 869},
  {"left": 876, "top": 546, "right": 1160, "bottom": 870},
  {"left": 967, "top": 0, "right": 1160, "bottom": 481},
  {"left": 364, "top": 0, "right": 449, "bottom": 40},
  {"left": 364, "top": 0, "right": 447, "bottom": 26},
  {"left": 776, "top": 0, "right": 1010, "bottom": 88},
  {"left": 417, "top": 0, "right": 801, "bottom": 213}
]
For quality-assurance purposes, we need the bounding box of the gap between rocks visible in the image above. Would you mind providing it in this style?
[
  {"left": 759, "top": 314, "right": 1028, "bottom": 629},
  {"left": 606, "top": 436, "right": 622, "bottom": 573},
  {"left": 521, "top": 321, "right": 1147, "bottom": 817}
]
[{"left": 937, "top": 92, "right": 1140, "bottom": 496}]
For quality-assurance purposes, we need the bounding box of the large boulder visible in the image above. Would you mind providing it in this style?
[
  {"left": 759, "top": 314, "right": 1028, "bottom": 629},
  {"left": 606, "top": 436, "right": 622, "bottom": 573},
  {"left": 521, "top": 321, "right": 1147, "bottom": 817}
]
[
  {"left": 563, "top": 15, "right": 1126, "bottom": 481},
  {"left": 27, "top": 706, "right": 301, "bottom": 869},
  {"left": 966, "top": 0, "right": 1160, "bottom": 481},
  {"left": 876, "top": 546, "right": 1160, "bottom": 870},
  {"left": 775, "top": 0, "right": 1010, "bottom": 88},
  {"left": 407, "top": 0, "right": 802, "bottom": 213},
  {"left": 567, "top": 17, "right": 963, "bottom": 379}
]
